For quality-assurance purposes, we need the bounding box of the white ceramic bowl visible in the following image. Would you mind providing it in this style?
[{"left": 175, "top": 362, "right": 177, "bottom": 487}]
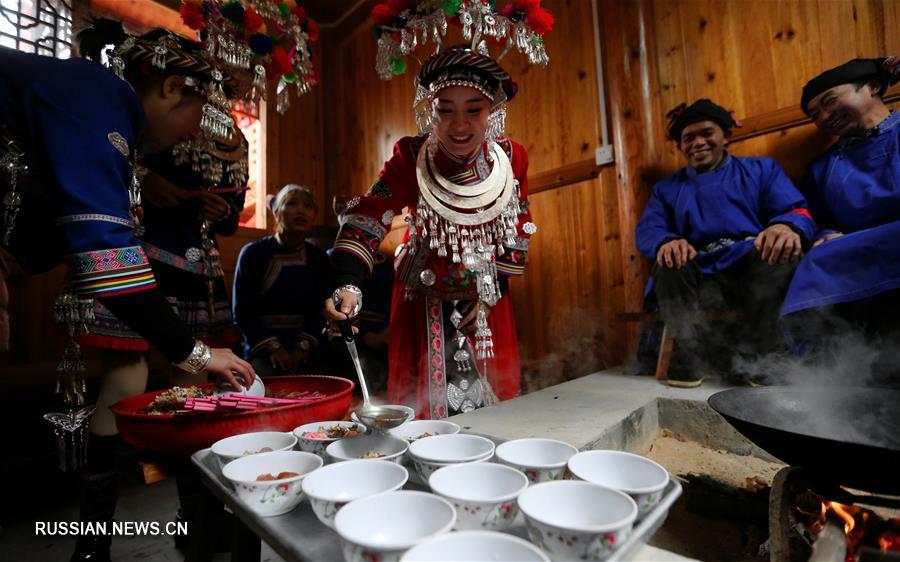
[
  {"left": 518, "top": 481, "right": 637, "bottom": 562},
  {"left": 567, "top": 450, "right": 670, "bottom": 519},
  {"left": 326, "top": 433, "right": 409, "bottom": 464},
  {"left": 335, "top": 490, "right": 456, "bottom": 562},
  {"left": 220, "top": 450, "right": 322, "bottom": 517},
  {"left": 494, "top": 438, "right": 578, "bottom": 483},
  {"left": 293, "top": 420, "right": 366, "bottom": 459},
  {"left": 211, "top": 431, "right": 298, "bottom": 471},
  {"left": 408, "top": 434, "right": 496, "bottom": 481},
  {"left": 214, "top": 375, "right": 266, "bottom": 397},
  {"left": 389, "top": 420, "right": 461, "bottom": 442},
  {"left": 428, "top": 463, "right": 529, "bottom": 531},
  {"left": 401, "top": 530, "right": 550, "bottom": 561},
  {"left": 301, "top": 460, "right": 409, "bottom": 528}
]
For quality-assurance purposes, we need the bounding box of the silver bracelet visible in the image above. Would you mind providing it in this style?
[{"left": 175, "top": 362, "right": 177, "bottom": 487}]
[
  {"left": 332, "top": 284, "right": 363, "bottom": 317},
  {"left": 175, "top": 340, "right": 212, "bottom": 374}
]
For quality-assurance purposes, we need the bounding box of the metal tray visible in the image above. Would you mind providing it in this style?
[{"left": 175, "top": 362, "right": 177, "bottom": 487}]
[{"left": 192, "top": 445, "right": 681, "bottom": 561}]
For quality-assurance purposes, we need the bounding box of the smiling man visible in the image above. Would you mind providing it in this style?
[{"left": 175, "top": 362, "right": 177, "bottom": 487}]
[
  {"left": 782, "top": 57, "right": 900, "bottom": 359},
  {"left": 636, "top": 99, "right": 816, "bottom": 387}
]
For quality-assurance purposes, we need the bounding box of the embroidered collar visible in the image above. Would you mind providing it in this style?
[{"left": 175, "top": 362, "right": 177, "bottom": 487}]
[
  {"left": 837, "top": 110, "right": 899, "bottom": 148},
  {"left": 685, "top": 152, "right": 731, "bottom": 177}
]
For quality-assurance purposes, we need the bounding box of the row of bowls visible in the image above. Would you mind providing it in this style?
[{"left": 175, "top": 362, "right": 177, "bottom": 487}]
[{"left": 212, "top": 422, "right": 671, "bottom": 561}]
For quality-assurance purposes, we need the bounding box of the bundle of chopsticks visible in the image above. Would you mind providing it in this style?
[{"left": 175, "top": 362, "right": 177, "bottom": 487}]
[{"left": 178, "top": 393, "right": 318, "bottom": 414}]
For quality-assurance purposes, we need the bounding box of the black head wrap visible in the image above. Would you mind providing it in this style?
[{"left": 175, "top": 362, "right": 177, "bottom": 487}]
[
  {"left": 666, "top": 99, "right": 740, "bottom": 141},
  {"left": 801, "top": 58, "right": 899, "bottom": 114}
]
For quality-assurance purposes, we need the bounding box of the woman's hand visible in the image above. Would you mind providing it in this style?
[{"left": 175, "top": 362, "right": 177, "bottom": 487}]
[
  {"left": 206, "top": 347, "right": 255, "bottom": 390},
  {"left": 142, "top": 172, "right": 188, "bottom": 208},
  {"left": 197, "top": 192, "right": 231, "bottom": 222},
  {"left": 269, "top": 347, "right": 295, "bottom": 371},
  {"left": 324, "top": 291, "right": 360, "bottom": 334}
]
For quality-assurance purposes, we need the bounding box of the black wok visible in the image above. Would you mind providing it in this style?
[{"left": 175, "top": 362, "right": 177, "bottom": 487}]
[{"left": 708, "top": 387, "right": 900, "bottom": 494}]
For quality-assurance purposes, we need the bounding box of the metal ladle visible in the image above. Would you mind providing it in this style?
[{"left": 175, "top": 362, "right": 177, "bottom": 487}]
[{"left": 337, "top": 317, "right": 412, "bottom": 431}]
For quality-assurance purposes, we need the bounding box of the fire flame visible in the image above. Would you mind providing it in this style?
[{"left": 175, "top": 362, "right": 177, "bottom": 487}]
[{"left": 828, "top": 501, "right": 856, "bottom": 534}]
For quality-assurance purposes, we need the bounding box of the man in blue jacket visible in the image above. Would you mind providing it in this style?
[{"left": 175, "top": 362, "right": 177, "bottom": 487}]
[{"left": 636, "top": 100, "right": 816, "bottom": 387}]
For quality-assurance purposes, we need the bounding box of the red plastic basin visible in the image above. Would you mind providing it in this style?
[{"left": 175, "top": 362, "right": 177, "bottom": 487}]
[{"left": 111, "top": 375, "right": 354, "bottom": 457}]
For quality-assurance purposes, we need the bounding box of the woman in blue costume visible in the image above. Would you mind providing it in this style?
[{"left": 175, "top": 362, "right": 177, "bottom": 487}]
[
  {"left": 0, "top": 18, "right": 257, "bottom": 561},
  {"left": 786, "top": 57, "right": 900, "bottom": 381},
  {"left": 233, "top": 184, "right": 334, "bottom": 376}
]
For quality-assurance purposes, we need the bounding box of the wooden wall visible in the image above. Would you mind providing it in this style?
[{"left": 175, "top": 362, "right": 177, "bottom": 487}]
[{"left": 5, "top": 0, "right": 900, "bottom": 393}]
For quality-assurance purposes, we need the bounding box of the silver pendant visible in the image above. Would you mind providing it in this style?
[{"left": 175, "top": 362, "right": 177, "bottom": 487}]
[
  {"left": 44, "top": 406, "right": 95, "bottom": 472},
  {"left": 186, "top": 247, "right": 202, "bottom": 262},
  {"left": 420, "top": 268, "right": 436, "bottom": 287}
]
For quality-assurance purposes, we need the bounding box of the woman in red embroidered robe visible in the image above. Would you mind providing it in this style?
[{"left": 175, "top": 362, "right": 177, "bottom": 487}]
[{"left": 326, "top": 46, "right": 535, "bottom": 419}]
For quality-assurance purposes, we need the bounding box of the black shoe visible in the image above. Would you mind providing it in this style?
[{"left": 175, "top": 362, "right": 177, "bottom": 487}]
[
  {"left": 70, "top": 533, "right": 112, "bottom": 562},
  {"left": 666, "top": 371, "right": 704, "bottom": 388}
]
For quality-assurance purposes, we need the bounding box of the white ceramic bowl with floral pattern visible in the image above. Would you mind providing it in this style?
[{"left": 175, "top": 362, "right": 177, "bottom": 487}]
[
  {"left": 428, "top": 462, "right": 529, "bottom": 531},
  {"left": 221, "top": 450, "right": 322, "bottom": 517},
  {"left": 408, "top": 434, "right": 495, "bottom": 481},
  {"left": 400, "top": 530, "right": 550, "bottom": 561},
  {"left": 292, "top": 420, "right": 366, "bottom": 460},
  {"left": 518, "top": 481, "right": 637, "bottom": 562},
  {"left": 326, "top": 433, "right": 408, "bottom": 464},
  {"left": 211, "top": 431, "right": 298, "bottom": 471},
  {"left": 494, "top": 438, "right": 578, "bottom": 483},
  {"left": 388, "top": 420, "right": 461, "bottom": 442},
  {"left": 567, "top": 450, "right": 670, "bottom": 519},
  {"left": 334, "top": 490, "right": 456, "bottom": 562},
  {"left": 301, "top": 459, "right": 408, "bottom": 529}
]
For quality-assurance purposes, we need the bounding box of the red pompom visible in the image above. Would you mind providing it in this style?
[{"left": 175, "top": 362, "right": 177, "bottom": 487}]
[
  {"left": 371, "top": 4, "right": 393, "bottom": 25},
  {"left": 271, "top": 45, "right": 293, "bottom": 76},
  {"left": 306, "top": 20, "right": 320, "bottom": 42},
  {"left": 500, "top": 3, "right": 514, "bottom": 17},
  {"left": 515, "top": 0, "right": 541, "bottom": 12},
  {"left": 527, "top": 6, "right": 554, "bottom": 35},
  {"left": 179, "top": 3, "right": 205, "bottom": 30},
  {"left": 244, "top": 7, "right": 264, "bottom": 32},
  {"left": 291, "top": 6, "right": 307, "bottom": 25}
]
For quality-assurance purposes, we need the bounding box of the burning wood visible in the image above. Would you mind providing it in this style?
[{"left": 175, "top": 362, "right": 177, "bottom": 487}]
[{"left": 793, "top": 493, "right": 900, "bottom": 562}]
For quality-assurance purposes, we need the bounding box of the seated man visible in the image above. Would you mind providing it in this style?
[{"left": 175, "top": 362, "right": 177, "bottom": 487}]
[
  {"left": 784, "top": 57, "right": 900, "bottom": 373},
  {"left": 636, "top": 99, "right": 816, "bottom": 387}
]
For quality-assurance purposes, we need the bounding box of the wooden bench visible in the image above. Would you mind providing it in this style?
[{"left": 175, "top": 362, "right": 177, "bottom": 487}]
[{"left": 617, "top": 310, "right": 743, "bottom": 380}]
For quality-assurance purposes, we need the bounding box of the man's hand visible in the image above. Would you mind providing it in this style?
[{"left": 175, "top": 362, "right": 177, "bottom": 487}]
[
  {"left": 656, "top": 239, "right": 697, "bottom": 269},
  {"left": 755, "top": 224, "right": 802, "bottom": 265},
  {"left": 142, "top": 172, "right": 188, "bottom": 208},
  {"left": 812, "top": 231, "right": 844, "bottom": 248}
]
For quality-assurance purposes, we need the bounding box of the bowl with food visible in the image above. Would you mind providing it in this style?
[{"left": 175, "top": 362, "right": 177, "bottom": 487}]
[
  {"left": 428, "top": 463, "right": 529, "bottom": 531},
  {"left": 567, "top": 450, "right": 670, "bottom": 519},
  {"left": 221, "top": 450, "right": 323, "bottom": 517},
  {"left": 210, "top": 431, "right": 298, "bottom": 471},
  {"left": 494, "top": 438, "right": 579, "bottom": 483},
  {"left": 325, "top": 433, "right": 409, "bottom": 464},
  {"left": 302, "top": 459, "right": 409, "bottom": 528},
  {"left": 293, "top": 421, "right": 366, "bottom": 459},
  {"left": 334, "top": 490, "right": 456, "bottom": 562},
  {"left": 407, "top": 434, "right": 495, "bottom": 481},
  {"left": 518, "top": 481, "right": 637, "bottom": 562},
  {"left": 400, "top": 530, "right": 549, "bottom": 562}
]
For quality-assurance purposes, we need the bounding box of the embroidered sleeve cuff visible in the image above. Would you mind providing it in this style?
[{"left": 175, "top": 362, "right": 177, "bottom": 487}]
[{"left": 68, "top": 245, "right": 157, "bottom": 298}]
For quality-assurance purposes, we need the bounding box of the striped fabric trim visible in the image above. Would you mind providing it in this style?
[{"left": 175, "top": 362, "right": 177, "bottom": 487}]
[
  {"left": 55, "top": 213, "right": 134, "bottom": 228},
  {"left": 787, "top": 208, "right": 813, "bottom": 221},
  {"left": 69, "top": 246, "right": 157, "bottom": 298},
  {"left": 496, "top": 260, "right": 525, "bottom": 276},
  {"left": 333, "top": 240, "right": 375, "bottom": 273}
]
